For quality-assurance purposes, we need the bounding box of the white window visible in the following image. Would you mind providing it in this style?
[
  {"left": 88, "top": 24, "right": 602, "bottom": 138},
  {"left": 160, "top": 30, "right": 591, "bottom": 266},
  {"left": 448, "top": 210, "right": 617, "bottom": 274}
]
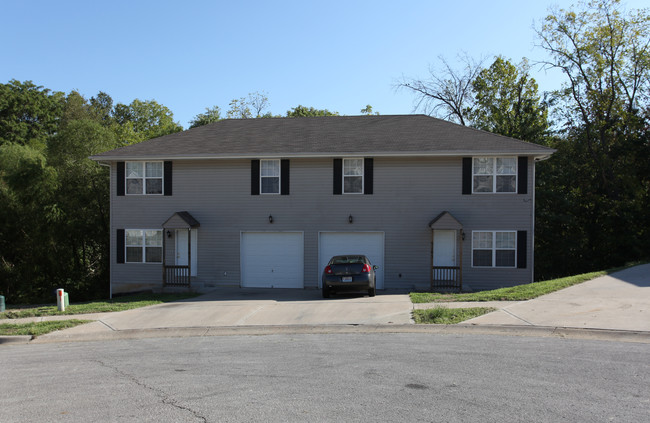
[
  {"left": 126, "top": 161, "right": 163, "bottom": 195},
  {"left": 125, "top": 229, "right": 163, "bottom": 263},
  {"left": 343, "top": 158, "right": 363, "bottom": 194},
  {"left": 473, "top": 157, "right": 516, "bottom": 193},
  {"left": 260, "top": 159, "right": 280, "bottom": 194},
  {"left": 472, "top": 231, "right": 516, "bottom": 268}
]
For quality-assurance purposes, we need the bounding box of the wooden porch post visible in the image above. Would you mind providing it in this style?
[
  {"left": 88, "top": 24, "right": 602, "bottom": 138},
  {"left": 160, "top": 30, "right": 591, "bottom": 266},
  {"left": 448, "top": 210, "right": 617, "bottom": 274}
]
[
  {"left": 162, "top": 230, "right": 166, "bottom": 286},
  {"left": 459, "top": 229, "right": 463, "bottom": 291},
  {"left": 430, "top": 230, "right": 434, "bottom": 291},
  {"left": 187, "top": 228, "right": 191, "bottom": 287}
]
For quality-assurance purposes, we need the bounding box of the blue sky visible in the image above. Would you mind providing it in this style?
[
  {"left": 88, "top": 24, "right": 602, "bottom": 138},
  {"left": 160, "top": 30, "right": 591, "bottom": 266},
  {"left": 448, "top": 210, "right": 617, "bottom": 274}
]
[{"left": 2, "top": 0, "right": 646, "bottom": 128}]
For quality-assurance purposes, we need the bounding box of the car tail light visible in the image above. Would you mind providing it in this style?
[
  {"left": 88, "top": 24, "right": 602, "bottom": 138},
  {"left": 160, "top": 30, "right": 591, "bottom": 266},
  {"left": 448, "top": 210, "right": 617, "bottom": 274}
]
[
  {"left": 361, "top": 264, "right": 371, "bottom": 273},
  {"left": 324, "top": 266, "right": 333, "bottom": 274}
]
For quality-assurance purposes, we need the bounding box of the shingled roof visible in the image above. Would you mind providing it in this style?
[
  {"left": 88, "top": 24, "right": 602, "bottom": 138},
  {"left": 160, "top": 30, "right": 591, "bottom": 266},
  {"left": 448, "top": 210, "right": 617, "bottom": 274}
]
[{"left": 90, "top": 114, "right": 555, "bottom": 161}]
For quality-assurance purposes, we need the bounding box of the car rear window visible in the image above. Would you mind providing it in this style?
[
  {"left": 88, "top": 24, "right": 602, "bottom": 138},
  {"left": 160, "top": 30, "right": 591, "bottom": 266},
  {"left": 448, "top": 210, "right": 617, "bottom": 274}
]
[{"left": 330, "top": 256, "right": 366, "bottom": 265}]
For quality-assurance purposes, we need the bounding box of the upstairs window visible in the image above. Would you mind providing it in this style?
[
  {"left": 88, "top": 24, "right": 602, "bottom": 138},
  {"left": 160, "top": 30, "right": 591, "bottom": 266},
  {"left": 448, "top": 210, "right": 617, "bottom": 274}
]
[
  {"left": 125, "top": 229, "right": 162, "bottom": 263},
  {"left": 473, "top": 157, "right": 516, "bottom": 193},
  {"left": 126, "top": 161, "right": 163, "bottom": 195},
  {"left": 343, "top": 158, "right": 363, "bottom": 194},
  {"left": 472, "top": 231, "right": 516, "bottom": 268},
  {"left": 260, "top": 159, "right": 280, "bottom": 194}
]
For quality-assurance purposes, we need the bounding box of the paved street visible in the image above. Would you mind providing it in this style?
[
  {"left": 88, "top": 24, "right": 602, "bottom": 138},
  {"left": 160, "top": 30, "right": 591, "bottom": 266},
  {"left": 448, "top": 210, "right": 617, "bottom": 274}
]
[{"left": 1, "top": 333, "right": 649, "bottom": 422}]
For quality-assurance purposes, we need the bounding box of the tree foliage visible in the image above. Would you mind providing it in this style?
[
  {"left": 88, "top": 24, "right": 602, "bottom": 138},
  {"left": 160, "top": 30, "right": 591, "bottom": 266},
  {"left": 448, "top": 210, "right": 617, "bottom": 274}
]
[
  {"left": 534, "top": 0, "right": 650, "bottom": 278},
  {"left": 0, "top": 82, "right": 183, "bottom": 303},
  {"left": 360, "top": 105, "right": 379, "bottom": 115},
  {"left": 226, "top": 91, "right": 271, "bottom": 119},
  {"left": 114, "top": 99, "right": 182, "bottom": 142},
  {"left": 286, "top": 105, "right": 339, "bottom": 117},
  {"left": 189, "top": 105, "right": 222, "bottom": 128},
  {"left": 469, "top": 57, "right": 549, "bottom": 143},
  {"left": 0, "top": 80, "right": 64, "bottom": 150}
]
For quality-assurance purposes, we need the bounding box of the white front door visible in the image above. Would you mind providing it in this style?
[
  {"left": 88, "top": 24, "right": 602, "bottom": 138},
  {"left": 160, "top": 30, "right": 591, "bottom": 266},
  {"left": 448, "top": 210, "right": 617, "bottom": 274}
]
[
  {"left": 433, "top": 230, "right": 456, "bottom": 267},
  {"left": 175, "top": 229, "right": 197, "bottom": 276}
]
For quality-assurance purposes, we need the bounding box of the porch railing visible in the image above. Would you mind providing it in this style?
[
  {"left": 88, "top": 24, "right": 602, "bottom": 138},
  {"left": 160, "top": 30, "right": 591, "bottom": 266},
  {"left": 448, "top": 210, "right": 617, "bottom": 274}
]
[
  {"left": 432, "top": 266, "right": 461, "bottom": 290},
  {"left": 164, "top": 265, "right": 191, "bottom": 287}
]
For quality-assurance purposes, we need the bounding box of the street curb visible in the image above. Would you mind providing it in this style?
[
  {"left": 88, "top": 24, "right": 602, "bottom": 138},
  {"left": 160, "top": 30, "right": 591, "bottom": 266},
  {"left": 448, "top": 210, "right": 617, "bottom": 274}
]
[
  {"left": 0, "top": 335, "right": 33, "bottom": 345},
  {"left": 20, "top": 323, "right": 650, "bottom": 344}
]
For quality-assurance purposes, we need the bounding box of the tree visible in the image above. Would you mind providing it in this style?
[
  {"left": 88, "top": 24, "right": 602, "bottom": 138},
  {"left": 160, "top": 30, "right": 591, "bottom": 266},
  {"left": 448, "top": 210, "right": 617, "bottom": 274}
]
[
  {"left": 396, "top": 54, "right": 484, "bottom": 125},
  {"left": 536, "top": 0, "right": 649, "bottom": 191},
  {"left": 189, "top": 105, "right": 222, "bottom": 128},
  {"left": 533, "top": 0, "right": 650, "bottom": 277},
  {"left": 226, "top": 91, "right": 271, "bottom": 119},
  {"left": 0, "top": 80, "right": 64, "bottom": 150},
  {"left": 469, "top": 57, "right": 549, "bottom": 143},
  {"left": 0, "top": 142, "right": 59, "bottom": 301},
  {"left": 360, "top": 105, "right": 379, "bottom": 115},
  {"left": 226, "top": 97, "right": 252, "bottom": 119},
  {"left": 0, "top": 82, "right": 186, "bottom": 303},
  {"left": 114, "top": 99, "right": 182, "bottom": 141},
  {"left": 286, "top": 105, "right": 339, "bottom": 117}
]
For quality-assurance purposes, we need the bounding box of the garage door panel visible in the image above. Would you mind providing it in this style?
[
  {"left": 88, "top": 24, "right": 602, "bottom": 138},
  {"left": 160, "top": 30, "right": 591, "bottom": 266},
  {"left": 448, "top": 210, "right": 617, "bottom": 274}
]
[
  {"left": 241, "top": 232, "right": 303, "bottom": 288},
  {"left": 319, "top": 232, "right": 384, "bottom": 289}
]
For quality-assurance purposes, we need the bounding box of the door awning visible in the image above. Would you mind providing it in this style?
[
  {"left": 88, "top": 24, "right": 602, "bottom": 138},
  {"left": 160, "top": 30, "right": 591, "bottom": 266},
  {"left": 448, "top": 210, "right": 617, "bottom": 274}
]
[
  {"left": 162, "top": 211, "right": 200, "bottom": 229},
  {"left": 428, "top": 211, "right": 462, "bottom": 230}
]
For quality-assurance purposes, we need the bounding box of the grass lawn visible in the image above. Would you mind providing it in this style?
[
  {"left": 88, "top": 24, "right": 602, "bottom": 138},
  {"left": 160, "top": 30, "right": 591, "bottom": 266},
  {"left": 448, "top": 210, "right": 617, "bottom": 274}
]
[
  {"left": 412, "top": 307, "right": 496, "bottom": 324},
  {"left": 409, "top": 263, "right": 642, "bottom": 304},
  {"left": 0, "top": 292, "right": 199, "bottom": 319},
  {"left": 0, "top": 320, "right": 92, "bottom": 336},
  {"left": 410, "top": 271, "right": 607, "bottom": 303}
]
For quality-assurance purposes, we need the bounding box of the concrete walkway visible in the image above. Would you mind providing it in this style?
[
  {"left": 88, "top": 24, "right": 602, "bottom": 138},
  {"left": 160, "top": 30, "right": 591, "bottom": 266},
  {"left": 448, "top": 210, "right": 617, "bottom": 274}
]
[{"left": 462, "top": 264, "right": 650, "bottom": 331}]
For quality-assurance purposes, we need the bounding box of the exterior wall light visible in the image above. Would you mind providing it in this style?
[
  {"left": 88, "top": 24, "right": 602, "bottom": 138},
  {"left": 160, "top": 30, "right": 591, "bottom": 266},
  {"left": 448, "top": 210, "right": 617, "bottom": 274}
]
[
  {"left": 166, "top": 230, "right": 172, "bottom": 238},
  {"left": 348, "top": 214, "right": 353, "bottom": 224},
  {"left": 268, "top": 215, "right": 273, "bottom": 224}
]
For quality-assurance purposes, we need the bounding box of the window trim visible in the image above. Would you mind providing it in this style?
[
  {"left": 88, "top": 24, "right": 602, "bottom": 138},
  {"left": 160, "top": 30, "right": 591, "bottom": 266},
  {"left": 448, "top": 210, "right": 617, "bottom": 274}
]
[
  {"left": 125, "top": 161, "right": 164, "bottom": 196},
  {"left": 471, "top": 230, "right": 517, "bottom": 268},
  {"left": 342, "top": 157, "right": 364, "bottom": 194},
  {"left": 259, "top": 159, "right": 281, "bottom": 195},
  {"left": 472, "top": 156, "right": 517, "bottom": 194},
  {"left": 125, "top": 229, "right": 163, "bottom": 264}
]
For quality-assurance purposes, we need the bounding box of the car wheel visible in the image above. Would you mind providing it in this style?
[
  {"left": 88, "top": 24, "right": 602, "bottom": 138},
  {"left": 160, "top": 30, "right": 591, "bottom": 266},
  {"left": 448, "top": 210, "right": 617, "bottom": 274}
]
[
  {"left": 322, "top": 286, "right": 331, "bottom": 298},
  {"left": 368, "top": 287, "right": 376, "bottom": 297}
]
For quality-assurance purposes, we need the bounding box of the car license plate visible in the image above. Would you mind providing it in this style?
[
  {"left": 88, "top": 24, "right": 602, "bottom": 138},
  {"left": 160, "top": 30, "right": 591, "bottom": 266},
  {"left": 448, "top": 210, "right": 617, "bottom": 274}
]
[{"left": 342, "top": 276, "right": 353, "bottom": 282}]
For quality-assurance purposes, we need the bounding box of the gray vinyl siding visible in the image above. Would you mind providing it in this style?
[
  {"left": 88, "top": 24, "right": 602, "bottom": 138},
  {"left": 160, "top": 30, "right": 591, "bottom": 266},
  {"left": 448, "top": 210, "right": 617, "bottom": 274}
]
[{"left": 109, "top": 156, "right": 535, "bottom": 293}]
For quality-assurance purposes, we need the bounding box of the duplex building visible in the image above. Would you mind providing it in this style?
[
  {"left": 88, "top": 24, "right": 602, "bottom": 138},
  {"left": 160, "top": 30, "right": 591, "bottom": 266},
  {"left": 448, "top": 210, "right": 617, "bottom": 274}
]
[{"left": 90, "top": 114, "right": 554, "bottom": 295}]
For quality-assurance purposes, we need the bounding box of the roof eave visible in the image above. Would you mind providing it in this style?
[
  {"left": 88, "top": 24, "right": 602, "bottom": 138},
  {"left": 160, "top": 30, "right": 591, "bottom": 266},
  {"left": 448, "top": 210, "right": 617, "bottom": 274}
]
[{"left": 90, "top": 149, "right": 556, "bottom": 161}]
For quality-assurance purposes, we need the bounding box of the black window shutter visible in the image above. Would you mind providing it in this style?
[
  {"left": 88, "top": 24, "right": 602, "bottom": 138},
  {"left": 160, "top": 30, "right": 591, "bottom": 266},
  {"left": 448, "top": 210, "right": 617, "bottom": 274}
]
[
  {"left": 333, "top": 159, "right": 342, "bottom": 195},
  {"left": 517, "top": 231, "right": 527, "bottom": 269},
  {"left": 462, "top": 157, "right": 472, "bottom": 195},
  {"left": 117, "top": 162, "right": 125, "bottom": 196},
  {"left": 116, "top": 229, "right": 125, "bottom": 263},
  {"left": 280, "top": 159, "right": 290, "bottom": 195},
  {"left": 251, "top": 160, "right": 260, "bottom": 195},
  {"left": 364, "top": 158, "right": 373, "bottom": 195},
  {"left": 164, "top": 161, "right": 173, "bottom": 196},
  {"left": 518, "top": 156, "right": 528, "bottom": 194}
]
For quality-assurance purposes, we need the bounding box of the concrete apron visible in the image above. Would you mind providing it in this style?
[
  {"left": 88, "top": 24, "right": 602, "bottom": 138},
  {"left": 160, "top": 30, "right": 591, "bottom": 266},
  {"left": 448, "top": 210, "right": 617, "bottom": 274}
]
[{"left": 43, "top": 289, "right": 414, "bottom": 339}]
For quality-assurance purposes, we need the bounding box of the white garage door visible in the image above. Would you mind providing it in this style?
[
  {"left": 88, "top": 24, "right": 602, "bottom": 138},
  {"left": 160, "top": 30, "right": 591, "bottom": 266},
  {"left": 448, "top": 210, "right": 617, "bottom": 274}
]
[
  {"left": 319, "top": 232, "right": 384, "bottom": 289},
  {"left": 241, "top": 232, "right": 304, "bottom": 288}
]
